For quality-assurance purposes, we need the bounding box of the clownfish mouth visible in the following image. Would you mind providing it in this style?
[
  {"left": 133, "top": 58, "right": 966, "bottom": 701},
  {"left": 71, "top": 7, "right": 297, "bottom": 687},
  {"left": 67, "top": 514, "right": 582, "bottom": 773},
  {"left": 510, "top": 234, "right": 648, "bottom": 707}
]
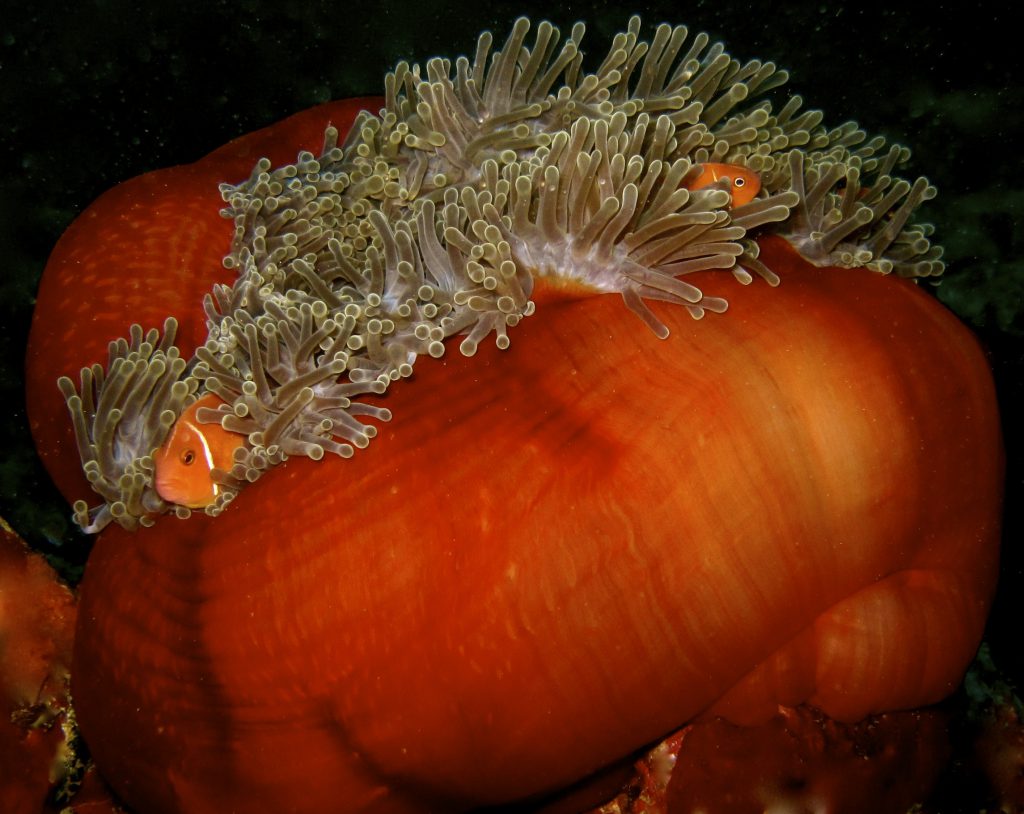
[{"left": 54, "top": 15, "right": 943, "bottom": 534}]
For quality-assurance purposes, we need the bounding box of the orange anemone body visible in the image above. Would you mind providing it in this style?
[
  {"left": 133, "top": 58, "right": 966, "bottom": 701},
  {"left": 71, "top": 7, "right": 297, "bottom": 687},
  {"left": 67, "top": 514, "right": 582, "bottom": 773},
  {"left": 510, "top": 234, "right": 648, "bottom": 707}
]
[{"left": 26, "top": 101, "right": 1003, "bottom": 812}]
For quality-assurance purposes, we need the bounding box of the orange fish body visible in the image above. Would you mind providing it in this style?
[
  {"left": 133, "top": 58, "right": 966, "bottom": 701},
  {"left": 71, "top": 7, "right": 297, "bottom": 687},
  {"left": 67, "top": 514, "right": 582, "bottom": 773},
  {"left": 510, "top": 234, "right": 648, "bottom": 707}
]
[
  {"left": 686, "top": 162, "right": 761, "bottom": 206},
  {"left": 152, "top": 393, "right": 245, "bottom": 508}
]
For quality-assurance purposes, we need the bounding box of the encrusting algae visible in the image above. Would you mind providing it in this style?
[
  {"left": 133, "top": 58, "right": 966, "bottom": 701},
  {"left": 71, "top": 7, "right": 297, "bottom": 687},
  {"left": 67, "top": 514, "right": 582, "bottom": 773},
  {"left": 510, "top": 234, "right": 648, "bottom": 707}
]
[{"left": 58, "top": 16, "right": 944, "bottom": 534}]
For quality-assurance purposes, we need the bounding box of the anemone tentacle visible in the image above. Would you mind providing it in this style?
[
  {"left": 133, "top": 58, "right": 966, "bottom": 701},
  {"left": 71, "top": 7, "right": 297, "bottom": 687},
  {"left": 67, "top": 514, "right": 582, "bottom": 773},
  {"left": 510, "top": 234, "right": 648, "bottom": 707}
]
[{"left": 59, "top": 15, "right": 945, "bottom": 531}]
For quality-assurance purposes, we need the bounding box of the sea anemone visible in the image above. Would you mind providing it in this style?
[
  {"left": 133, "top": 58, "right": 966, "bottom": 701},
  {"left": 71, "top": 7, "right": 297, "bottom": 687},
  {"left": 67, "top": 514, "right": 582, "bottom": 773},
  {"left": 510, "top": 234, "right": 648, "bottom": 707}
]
[
  {"left": 52, "top": 15, "right": 941, "bottom": 533},
  {"left": 25, "top": 16, "right": 1001, "bottom": 813}
]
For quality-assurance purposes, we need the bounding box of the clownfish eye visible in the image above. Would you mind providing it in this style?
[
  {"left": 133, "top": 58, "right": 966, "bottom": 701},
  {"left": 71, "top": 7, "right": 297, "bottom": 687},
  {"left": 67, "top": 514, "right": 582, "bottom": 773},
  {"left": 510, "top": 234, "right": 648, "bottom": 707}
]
[
  {"left": 734, "top": 177, "right": 745, "bottom": 187},
  {"left": 180, "top": 449, "right": 196, "bottom": 466}
]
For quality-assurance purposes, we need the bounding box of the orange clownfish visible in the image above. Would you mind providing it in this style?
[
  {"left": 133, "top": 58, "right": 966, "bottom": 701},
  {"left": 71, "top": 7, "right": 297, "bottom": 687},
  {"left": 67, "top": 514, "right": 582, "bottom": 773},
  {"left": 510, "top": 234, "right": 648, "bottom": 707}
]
[
  {"left": 153, "top": 393, "right": 245, "bottom": 508},
  {"left": 685, "top": 162, "right": 761, "bottom": 207}
]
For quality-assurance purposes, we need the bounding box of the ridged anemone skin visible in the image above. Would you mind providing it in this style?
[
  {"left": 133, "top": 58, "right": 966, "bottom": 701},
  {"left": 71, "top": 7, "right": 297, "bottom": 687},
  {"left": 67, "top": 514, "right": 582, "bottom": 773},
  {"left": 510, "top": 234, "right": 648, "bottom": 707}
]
[{"left": 26, "top": 100, "right": 1002, "bottom": 812}]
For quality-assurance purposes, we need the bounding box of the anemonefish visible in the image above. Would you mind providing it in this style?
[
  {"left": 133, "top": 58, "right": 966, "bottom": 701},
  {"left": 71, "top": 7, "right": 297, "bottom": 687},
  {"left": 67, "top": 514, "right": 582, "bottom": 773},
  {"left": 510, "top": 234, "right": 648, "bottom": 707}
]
[
  {"left": 153, "top": 393, "right": 245, "bottom": 508},
  {"left": 686, "top": 162, "right": 761, "bottom": 207}
]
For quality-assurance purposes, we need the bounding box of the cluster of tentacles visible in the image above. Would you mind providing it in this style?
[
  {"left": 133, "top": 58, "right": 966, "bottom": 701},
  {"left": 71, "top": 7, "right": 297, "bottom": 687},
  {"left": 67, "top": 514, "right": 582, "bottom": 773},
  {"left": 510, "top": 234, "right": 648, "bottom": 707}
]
[{"left": 59, "top": 15, "right": 944, "bottom": 533}]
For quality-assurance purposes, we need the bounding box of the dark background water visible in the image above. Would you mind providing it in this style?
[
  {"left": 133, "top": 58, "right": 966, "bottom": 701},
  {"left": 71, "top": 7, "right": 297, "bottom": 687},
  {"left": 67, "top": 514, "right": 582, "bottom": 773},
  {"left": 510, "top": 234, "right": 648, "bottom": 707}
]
[{"left": 2, "top": 0, "right": 1021, "bottom": 802}]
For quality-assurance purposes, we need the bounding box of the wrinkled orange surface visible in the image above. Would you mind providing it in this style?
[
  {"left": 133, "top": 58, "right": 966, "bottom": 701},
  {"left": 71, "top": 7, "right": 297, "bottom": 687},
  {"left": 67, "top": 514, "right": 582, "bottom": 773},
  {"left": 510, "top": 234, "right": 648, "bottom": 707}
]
[
  {"left": 0, "top": 520, "right": 76, "bottom": 813},
  {"left": 24, "top": 100, "right": 1004, "bottom": 813}
]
